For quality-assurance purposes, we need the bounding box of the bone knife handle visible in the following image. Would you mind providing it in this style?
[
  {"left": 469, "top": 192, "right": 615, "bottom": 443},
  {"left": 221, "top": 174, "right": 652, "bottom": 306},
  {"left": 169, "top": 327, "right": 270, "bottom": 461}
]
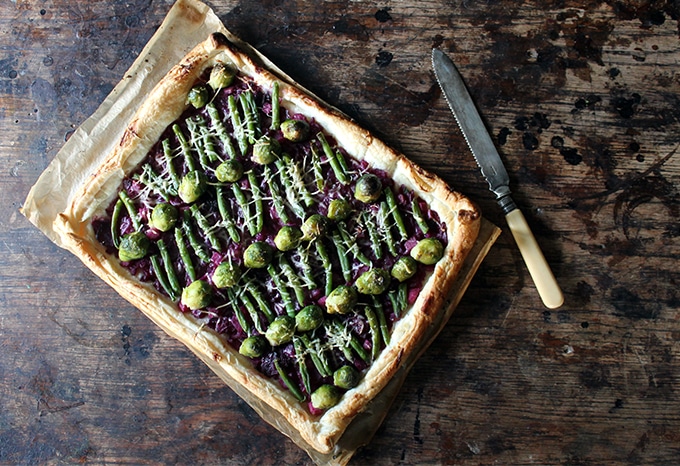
[{"left": 505, "top": 208, "right": 564, "bottom": 309}]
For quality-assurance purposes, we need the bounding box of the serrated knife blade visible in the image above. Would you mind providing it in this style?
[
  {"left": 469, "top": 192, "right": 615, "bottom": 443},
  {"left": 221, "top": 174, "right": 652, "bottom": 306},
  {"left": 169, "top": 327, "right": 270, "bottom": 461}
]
[{"left": 432, "top": 48, "right": 564, "bottom": 309}]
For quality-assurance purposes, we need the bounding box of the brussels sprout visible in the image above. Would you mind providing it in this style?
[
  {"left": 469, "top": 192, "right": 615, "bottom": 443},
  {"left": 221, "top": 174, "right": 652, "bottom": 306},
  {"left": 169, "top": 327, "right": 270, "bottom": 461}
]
[
  {"left": 410, "top": 238, "right": 444, "bottom": 265},
  {"left": 325, "top": 285, "right": 358, "bottom": 315},
  {"left": 301, "top": 214, "right": 329, "bottom": 241},
  {"left": 149, "top": 203, "right": 179, "bottom": 232},
  {"left": 391, "top": 256, "right": 418, "bottom": 282},
  {"left": 333, "top": 365, "right": 360, "bottom": 389},
  {"left": 274, "top": 226, "right": 303, "bottom": 251},
  {"left": 178, "top": 170, "right": 207, "bottom": 203},
  {"left": 181, "top": 279, "right": 213, "bottom": 310},
  {"left": 354, "top": 173, "right": 382, "bottom": 203},
  {"left": 280, "top": 118, "right": 310, "bottom": 142},
  {"left": 243, "top": 241, "right": 274, "bottom": 268},
  {"left": 311, "top": 384, "right": 341, "bottom": 410},
  {"left": 208, "top": 63, "right": 235, "bottom": 90},
  {"left": 295, "top": 305, "right": 324, "bottom": 332},
  {"left": 187, "top": 85, "right": 210, "bottom": 108},
  {"left": 215, "top": 159, "right": 244, "bottom": 182},
  {"left": 118, "top": 231, "right": 150, "bottom": 262},
  {"left": 327, "top": 198, "right": 352, "bottom": 221},
  {"left": 355, "top": 268, "right": 391, "bottom": 295},
  {"left": 265, "top": 315, "right": 296, "bottom": 346},
  {"left": 252, "top": 135, "right": 281, "bottom": 165},
  {"left": 239, "top": 335, "right": 268, "bottom": 358},
  {"left": 212, "top": 261, "right": 241, "bottom": 289}
]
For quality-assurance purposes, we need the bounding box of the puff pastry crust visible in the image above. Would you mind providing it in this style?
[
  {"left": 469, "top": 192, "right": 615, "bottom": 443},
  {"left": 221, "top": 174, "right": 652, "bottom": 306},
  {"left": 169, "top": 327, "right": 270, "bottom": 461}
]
[{"left": 53, "top": 33, "right": 481, "bottom": 455}]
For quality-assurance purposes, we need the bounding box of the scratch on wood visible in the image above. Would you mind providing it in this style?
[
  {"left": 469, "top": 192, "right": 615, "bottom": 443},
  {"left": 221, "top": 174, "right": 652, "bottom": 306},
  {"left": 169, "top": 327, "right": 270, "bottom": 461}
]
[
  {"left": 38, "top": 398, "right": 85, "bottom": 417},
  {"left": 413, "top": 386, "right": 424, "bottom": 444}
]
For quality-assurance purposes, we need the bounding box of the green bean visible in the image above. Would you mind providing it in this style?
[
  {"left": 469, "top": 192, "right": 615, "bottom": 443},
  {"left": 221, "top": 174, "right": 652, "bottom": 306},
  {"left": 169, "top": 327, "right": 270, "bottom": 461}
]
[
  {"left": 385, "top": 187, "right": 408, "bottom": 241},
  {"left": 195, "top": 114, "right": 220, "bottom": 163},
  {"left": 361, "top": 211, "right": 383, "bottom": 260},
  {"left": 161, "top": 139, "right": 181, "bottom": 189},
  {"left": 158, "top": 239, "right": 181, "bottom": 298},
  {"left": 239, "top": 91, "right": 260, "bottom": 144},
  {"left": 174, "top": 226, "right": 196, "bottom": 281},
  {"left": 330, "top": 320, "right": 369, "bottom": 363},
  {"left": 118, "top": 190, "right": 142, "bottom": 231},
  {"left": 190, "top": 204, "right": 221, "bottom": 251},
  {"left": 310, "top": 145, "right": 324, "bottom": 191},
  {"left": 331, "top": 231, "right": 352, "bottom": 282},
  {"left": 379, "top": 201, "right": 397, "bottom": 256},
  {"left": 263, "top": 165, "right": 290, "bottom": 224},
  {"left": 228, "top": 94, "right": 248, "bottom": 156},
  {"left": 240, "top": 290, "right": 265, "bottom": 334},
  {"left": 411, "top": 196, "right": 430, "bottom": 235},
  {"left": 398, "top": 282, "right": 408, "bottom": 314},
  {"left": 151, "top": 254, "right": 178, "bottom": 301},
  {"left": 247, "top": 171, "right": 264, "bottom": 234},
  {"left": 330, "top": 321, "right": 355, "bottom": 362},
  {"left": 182, "top": 210, "right": 210, "bottom": 262},
  {"left": 232, "top": 184, "right": 256, "bottom": 236},
  {"left": 349, "top": 334, "right": 370, "bottom": 363},
  {"left": 388, "top": 290, "right": 400, "bottom": 318},
  {"left": 134, "top": 164, "right": 172, "bottom": 201},
  {"left": 317, "top": 132, "right": 349, "bottom": 184},
  {"left": 337, "top": 222, "right": 370, "bottom": 266},
  {"left": 244, "top": 281, "right": 275, "bottom": 323},
  {"left": 206, "top": 103, "right": 237, "bottom": 160},
  {"left": 295, "top": 248, "right": 317, "bottom": 290},
  {"left": 300, "top": 334, "right": 331, "bottom": 377},
  {"left": 172, "top": 124, "right": 196, "bottom": 172},
  {"left": 275, "top": 359, "right": 305, "bottom": 402},
  {"left": 371, "top": 296, "right": 390, "bottom": 346},
  {"left": 267, "top": 264, "right": 296, "bottom": 317},
  {"left": 286, "top": 156, "right": 315, "bottom": 207},
  {"left": 388, "top": 282, "right": 409, "bottom": 317},
  {"left": 364, "top": 307, "right": 381, "bottom": 361},
  {"left": 314, "top": 241, "right": 333, "bottom": 296},
  {"left": 186, "top": 116, "right": 211, "bottom": 171},
  {"left": 216, "top": 186, "right": 241, "bottom": 242},
  {"left": 271, "top": 81, "right": 281, "bottom": 130},
  {"left": 227, "top": 289, "right": 251, "bottom": 335},
  {"left": 111, "top": 198, "right": 124, "bottom": 248},
  {"left": 279, "top": 255, "right": 306, "bottom": 307},
  {"left": 335, "top": 149, "right": 350, "bottom": 174},
  {"left": 293, "top": 337, "right": 312, "bottom": 394},
  {"left": 245, "top": 91, "right": 261, "bottom": 138},
  {"left": 274, "top": 159, "right": 305, "bottom": 219}
]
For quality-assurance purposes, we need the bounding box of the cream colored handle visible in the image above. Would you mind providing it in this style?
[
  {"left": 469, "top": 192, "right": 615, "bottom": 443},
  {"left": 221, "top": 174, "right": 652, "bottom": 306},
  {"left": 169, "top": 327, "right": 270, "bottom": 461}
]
[{"left": 505, "top": 209, "right": 564, "bottom": 309}]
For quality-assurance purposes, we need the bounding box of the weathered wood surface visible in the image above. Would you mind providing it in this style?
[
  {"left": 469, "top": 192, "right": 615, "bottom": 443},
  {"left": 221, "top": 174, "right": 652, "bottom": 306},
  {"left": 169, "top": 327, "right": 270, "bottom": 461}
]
[{"left": 2, "top": 0, "right": 680, "bottom": 464}]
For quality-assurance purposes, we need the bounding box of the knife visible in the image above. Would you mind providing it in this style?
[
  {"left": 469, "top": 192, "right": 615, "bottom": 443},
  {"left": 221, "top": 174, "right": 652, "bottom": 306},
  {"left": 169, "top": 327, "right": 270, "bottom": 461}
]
[{"left": 432, "top": 48, "right": 564, "bottom": 309}]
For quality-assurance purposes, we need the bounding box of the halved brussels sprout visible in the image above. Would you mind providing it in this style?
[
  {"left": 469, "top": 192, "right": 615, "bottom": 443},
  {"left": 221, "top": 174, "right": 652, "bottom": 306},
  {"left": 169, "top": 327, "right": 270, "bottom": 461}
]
[{"left": 181, "top": 280, "right": 213, "bottom": 310}]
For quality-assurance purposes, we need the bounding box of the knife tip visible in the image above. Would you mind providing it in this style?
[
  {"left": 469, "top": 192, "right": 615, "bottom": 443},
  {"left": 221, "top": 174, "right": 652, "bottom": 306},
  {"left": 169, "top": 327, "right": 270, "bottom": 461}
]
[
  {"left": 431, "top": 48, "right": 444, "bottom": 70},
  {"left": 431, "top": 48, "right": 450, "bottom": 67}
]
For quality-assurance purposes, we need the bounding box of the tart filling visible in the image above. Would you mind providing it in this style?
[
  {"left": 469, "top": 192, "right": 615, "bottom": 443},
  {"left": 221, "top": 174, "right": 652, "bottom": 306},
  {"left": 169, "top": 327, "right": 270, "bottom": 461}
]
[{"left": 92, "top": 63, "right": 447, "bottom": 413}]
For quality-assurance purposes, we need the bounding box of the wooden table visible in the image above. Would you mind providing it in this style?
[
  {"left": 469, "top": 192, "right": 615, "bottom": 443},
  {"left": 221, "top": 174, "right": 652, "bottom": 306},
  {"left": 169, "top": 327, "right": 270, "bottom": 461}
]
[{"left": 2, "top": 1, "right": 679, "bottom": 464}]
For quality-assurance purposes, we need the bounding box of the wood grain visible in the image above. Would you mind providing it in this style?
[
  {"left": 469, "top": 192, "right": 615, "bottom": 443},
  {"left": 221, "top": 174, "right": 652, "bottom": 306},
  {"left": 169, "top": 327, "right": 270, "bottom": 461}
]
[{"left": 2, "top": 0, "right": 680, "bottom": 464}]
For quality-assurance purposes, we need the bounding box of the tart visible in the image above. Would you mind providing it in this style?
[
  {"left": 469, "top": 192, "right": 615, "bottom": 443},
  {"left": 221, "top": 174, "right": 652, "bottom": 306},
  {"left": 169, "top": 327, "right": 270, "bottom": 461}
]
[{"left": 54, "top": 32, "right": 481, "bottom": 455}]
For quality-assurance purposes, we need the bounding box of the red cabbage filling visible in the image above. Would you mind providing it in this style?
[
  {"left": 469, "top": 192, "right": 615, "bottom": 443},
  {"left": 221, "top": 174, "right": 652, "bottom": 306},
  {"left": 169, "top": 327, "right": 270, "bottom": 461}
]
[{"left": 92, "top": 69, "right": 447, "bottom": 413}]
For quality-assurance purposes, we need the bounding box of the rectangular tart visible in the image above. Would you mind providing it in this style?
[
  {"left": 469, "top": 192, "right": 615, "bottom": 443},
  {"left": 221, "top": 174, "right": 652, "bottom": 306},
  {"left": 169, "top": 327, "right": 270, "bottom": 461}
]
[{"left": 53, "top": 32, "right": 481, "bottom": 455}]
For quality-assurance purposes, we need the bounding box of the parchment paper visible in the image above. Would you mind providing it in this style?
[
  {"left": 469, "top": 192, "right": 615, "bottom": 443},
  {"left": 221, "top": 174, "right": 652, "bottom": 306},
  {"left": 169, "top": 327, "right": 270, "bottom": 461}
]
[{"left": 22, "top": 0, "right": 500, "bottom": 464}]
